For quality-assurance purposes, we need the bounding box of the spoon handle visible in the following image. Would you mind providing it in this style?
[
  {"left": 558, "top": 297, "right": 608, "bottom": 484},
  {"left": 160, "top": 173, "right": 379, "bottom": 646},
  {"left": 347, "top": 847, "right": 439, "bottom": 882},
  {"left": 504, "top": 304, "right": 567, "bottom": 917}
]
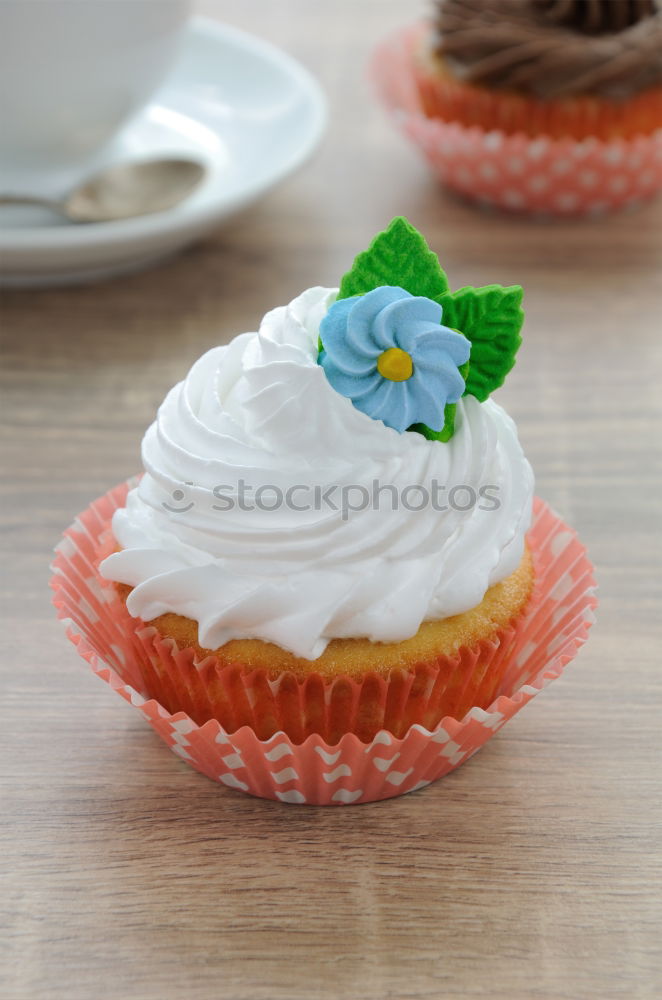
[{"left": 0, "top": 194, "right": 66, "bottom": 215}]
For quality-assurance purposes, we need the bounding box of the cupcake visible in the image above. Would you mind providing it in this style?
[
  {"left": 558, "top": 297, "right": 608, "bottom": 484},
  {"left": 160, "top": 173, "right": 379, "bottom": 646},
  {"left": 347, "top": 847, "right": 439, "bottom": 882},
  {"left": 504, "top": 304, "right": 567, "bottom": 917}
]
[
  {"left": 371, "top": 3, "right": 662, "bottom": 214},
  {"left": 54, "top": 218, "right": 597, "bottom": 803},
  {"left": 417, "top": 0, "right": 662, "bottom": 140},
  {"left": 96, "top": 217, "right": 534, "bottom": 744}
]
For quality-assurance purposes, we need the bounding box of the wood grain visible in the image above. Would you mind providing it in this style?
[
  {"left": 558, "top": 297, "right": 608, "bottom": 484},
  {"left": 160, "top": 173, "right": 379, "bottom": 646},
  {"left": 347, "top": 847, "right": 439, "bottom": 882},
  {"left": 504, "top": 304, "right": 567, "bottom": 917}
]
[{"left": 1, "top": 2, "right": 661, "bottom": 998}]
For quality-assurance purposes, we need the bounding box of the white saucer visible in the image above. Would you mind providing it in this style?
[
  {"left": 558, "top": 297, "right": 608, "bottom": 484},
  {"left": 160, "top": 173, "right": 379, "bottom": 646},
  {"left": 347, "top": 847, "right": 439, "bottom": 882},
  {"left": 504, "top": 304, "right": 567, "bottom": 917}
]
[{"left": 0, "top": 17, "right": 326, "bottom": 288}]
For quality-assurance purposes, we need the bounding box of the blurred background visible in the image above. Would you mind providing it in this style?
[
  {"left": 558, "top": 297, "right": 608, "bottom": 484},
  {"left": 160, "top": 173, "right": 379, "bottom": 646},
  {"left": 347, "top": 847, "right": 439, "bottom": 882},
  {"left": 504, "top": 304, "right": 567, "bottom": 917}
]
[{"left": 1, "top": 2, "right": 661, "bottom": 999}]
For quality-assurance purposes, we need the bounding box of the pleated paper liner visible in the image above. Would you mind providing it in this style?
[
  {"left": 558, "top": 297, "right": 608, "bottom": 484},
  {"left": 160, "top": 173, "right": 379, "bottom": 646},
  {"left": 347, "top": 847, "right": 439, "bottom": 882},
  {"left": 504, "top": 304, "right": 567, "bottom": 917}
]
[
  {"left": 52, "top": 480, "right": 597, "bottom": 804},
  {"left": 89, "top": 523, "right": 535, "bottom": 745},
  {"left": 413, "top": 45, "right": 662, "bottom": 141},
  {"left": 371, "top": 23, "right": 662, "bottom": 216},
  {"left": 72, "top": 502, "right": 538, "bottom": 745}
]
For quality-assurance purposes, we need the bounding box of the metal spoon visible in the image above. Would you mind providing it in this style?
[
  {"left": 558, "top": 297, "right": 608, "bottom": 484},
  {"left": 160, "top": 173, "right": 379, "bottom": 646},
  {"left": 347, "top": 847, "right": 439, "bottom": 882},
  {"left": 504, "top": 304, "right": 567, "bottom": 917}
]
[{"left": 0, "top": 157, "right": 205, "bottom": 223}]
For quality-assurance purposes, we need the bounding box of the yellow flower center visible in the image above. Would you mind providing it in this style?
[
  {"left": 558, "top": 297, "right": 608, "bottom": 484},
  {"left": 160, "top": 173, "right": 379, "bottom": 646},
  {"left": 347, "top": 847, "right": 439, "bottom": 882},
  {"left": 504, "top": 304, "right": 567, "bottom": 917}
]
[{"left": 377, "top": 347, "right": 413, "bottom": 382}]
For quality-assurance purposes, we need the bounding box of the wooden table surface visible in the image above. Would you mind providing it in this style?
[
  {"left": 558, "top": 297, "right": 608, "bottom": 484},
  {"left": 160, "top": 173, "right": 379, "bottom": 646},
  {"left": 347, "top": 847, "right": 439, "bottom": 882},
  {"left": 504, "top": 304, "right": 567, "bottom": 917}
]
[{"left": 2, "top": 2, "right": 661, "bottom": 998}]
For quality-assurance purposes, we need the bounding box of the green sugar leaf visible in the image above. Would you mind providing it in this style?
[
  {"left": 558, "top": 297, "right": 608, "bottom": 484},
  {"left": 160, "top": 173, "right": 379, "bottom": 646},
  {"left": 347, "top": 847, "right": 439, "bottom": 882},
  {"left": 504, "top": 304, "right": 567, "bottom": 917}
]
[
  {"left": 338, "top": 217, "right": 449, "bottom": 302},
  {"left": 437, "top": 284, "right": 523, "bottom": 402},
  {"left": 410, "top": 403, "right": 456, "bottom": 443}
]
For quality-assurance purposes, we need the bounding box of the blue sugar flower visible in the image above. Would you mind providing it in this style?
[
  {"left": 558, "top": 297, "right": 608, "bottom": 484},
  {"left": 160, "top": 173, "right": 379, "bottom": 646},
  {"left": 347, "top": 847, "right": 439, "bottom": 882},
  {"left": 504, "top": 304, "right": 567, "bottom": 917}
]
[{"left": 318, "top": 286, "right": 471, "bottom": 433}]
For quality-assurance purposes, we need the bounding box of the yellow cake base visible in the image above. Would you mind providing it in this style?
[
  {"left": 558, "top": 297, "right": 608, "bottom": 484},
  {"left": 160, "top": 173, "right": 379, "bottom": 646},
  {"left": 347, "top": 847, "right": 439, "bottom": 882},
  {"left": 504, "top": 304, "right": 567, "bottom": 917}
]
[{"left": 115, "top": 545, "right": 534, "bottom": 680}]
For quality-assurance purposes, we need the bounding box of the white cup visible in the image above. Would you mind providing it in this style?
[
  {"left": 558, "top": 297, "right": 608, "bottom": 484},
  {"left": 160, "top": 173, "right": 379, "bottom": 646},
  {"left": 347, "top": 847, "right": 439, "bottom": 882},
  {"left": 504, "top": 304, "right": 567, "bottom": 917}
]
[{"left": 0, "top": 0, "right": 191, "bottom": 186}]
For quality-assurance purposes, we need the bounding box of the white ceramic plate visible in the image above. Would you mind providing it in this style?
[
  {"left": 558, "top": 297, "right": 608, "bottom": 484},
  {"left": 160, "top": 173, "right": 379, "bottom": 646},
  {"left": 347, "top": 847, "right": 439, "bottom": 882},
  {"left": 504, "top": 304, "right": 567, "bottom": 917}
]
[{"left": 0, "top": 17, "right": 326, "bottom": 288}]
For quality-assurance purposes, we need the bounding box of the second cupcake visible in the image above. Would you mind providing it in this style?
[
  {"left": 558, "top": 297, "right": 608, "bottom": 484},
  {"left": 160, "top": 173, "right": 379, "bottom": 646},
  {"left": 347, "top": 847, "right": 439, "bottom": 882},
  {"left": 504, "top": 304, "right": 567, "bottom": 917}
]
[{"left": 372, "top": 2, "right": 662, "bottom": 215}]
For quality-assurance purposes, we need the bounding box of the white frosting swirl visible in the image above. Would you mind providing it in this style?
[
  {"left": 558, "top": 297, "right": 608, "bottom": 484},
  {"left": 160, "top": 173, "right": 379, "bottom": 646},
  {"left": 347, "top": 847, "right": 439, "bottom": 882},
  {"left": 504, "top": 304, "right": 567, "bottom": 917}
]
[{"left": 100, "top": 287, "right": 534, "bottom": 659}]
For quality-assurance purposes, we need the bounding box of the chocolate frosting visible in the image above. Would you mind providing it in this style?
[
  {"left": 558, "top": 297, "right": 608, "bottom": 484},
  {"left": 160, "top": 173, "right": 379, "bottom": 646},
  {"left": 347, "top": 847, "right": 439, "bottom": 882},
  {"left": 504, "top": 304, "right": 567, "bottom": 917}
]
[
  {"left": 536, "top": 0, "right": 656, "bottom": 32},
  {"left": 433, "top": 0, "right": 662, "bottom": 98}
]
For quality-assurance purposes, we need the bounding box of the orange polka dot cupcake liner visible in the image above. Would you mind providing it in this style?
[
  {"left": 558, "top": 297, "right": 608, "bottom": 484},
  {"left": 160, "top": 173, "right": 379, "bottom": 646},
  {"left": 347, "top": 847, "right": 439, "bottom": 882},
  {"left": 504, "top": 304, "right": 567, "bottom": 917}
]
[
  {"left": 371, "top": 23, "right": 662, "bottom": 217},
  {"left": 52, "top": 480, "right": 596, "bottom": 805}
]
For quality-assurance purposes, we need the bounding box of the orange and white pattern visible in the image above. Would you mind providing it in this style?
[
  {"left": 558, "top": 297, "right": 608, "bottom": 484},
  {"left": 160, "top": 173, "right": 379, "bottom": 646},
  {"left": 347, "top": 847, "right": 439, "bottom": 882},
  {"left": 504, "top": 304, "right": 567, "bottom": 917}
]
[{"left": 52, "top": 483, "right": 596, "bottom": 805}]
